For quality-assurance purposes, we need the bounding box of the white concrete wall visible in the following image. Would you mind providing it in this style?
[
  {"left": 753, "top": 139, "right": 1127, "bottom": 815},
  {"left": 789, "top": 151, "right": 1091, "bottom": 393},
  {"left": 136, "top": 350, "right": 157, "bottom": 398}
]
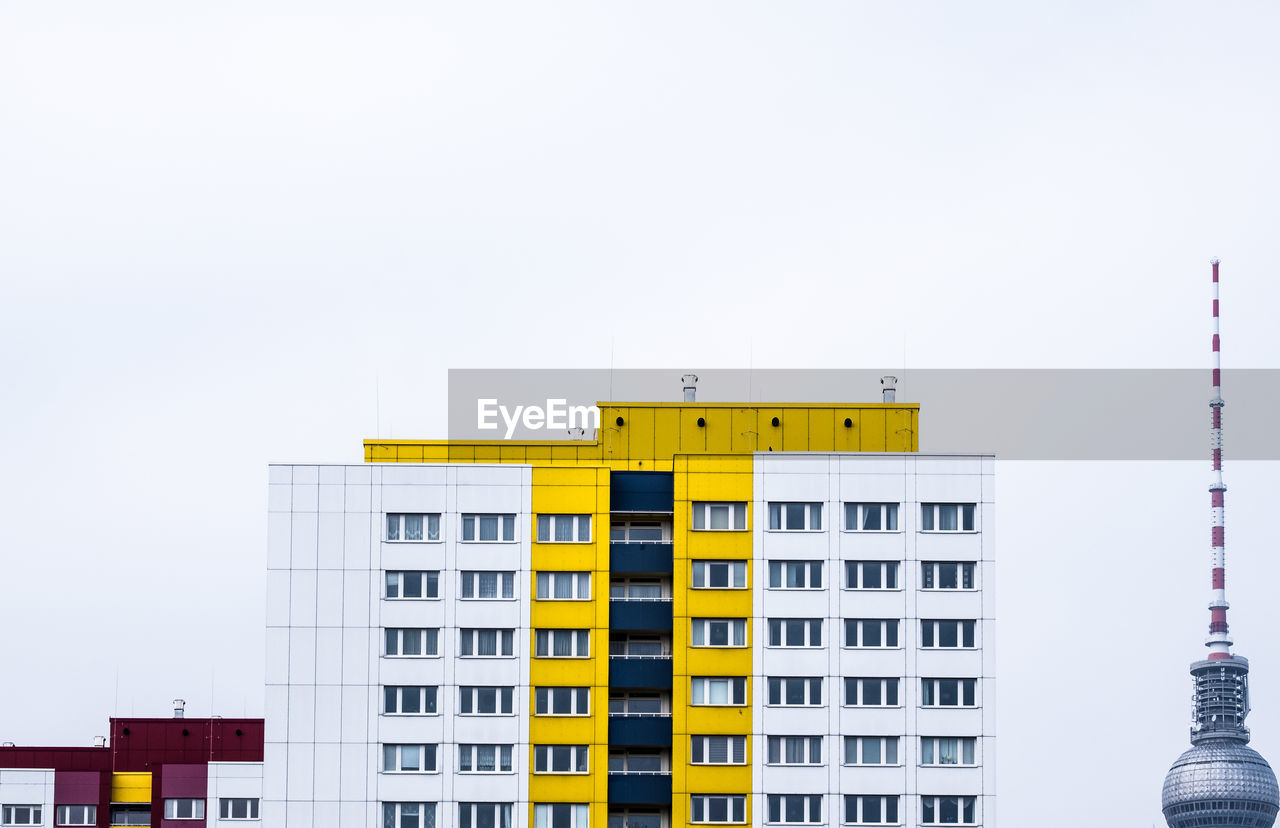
[
  {"left": 207, "top": 762, "right": 264, "bottom": 823},
  {"left": 0, "top": 770, "right": 54, "bottom": 828}
]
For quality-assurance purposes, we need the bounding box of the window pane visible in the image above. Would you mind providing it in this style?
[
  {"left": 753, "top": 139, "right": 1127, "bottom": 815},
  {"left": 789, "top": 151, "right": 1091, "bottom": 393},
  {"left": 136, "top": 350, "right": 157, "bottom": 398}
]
[
  {"left": 405, "top": 514, "right": 423, "bottom": 540},
  {"left": 710, "top": 505, "right": 729, "bottom": 530},
  {"left": 862, "top": 505, "right": 880, "bottom": 530},
  {"left": 861, "top": 563, "right": 880, "bottom": 589},
  {"left": 785, "top": 504, "right": 804, "bottom": 530}
]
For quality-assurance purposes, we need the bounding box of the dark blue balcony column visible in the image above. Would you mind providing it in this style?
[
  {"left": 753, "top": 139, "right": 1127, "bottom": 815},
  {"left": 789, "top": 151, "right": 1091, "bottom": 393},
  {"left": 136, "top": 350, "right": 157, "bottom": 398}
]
[
  {"left": 608, "top": 773, "right": 673, "bottom": 805},
  {"left": 610, "top": 542, "right": 673, "bottom": 574},
  {"left": 608, "top": 715, "right": 673, "bottom": 747},
  {"left": 610, "top": 600, "right": 673, "bottom": 631},
  {"left": 610, "top": 471, "right": 674, "bottom": 513},
  {"left": 608, "top": 657, "right": 673, "bottom": 689}
]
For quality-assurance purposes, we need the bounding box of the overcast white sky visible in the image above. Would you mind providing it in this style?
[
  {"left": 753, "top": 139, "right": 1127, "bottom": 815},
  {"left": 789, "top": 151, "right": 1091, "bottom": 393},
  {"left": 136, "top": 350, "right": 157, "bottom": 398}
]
[{"left": 2, "top": 3, "right": 1279, "bottom": 825}]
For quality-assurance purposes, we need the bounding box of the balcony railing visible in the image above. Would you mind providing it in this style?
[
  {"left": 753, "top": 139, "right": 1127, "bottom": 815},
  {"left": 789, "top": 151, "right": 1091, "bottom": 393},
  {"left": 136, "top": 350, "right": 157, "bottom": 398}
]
[
  {"left": 609, "top": 655, "right": 673, "bottom": 689},
  {"left": 610, "top": 541, "right": 674, "bottom": 574},
  {"left": 608, "top": 771, "right": 673, "bottom": 805},
  {"left": 610, "top": 599, "right": 674, "bottom": 631},
  {"left": 608, "top": 714, "right": 673, "bottom": 747}
]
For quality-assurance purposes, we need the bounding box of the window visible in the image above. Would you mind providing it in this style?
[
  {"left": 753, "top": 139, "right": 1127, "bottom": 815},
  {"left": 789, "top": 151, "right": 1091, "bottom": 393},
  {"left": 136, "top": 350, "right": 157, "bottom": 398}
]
[
  {"left": 218, "top": 799, "right": 260, "bottom": 820},
  {"left": 108, "top": 806, "right": 148, "bottom": 826},
  {"left": 921, "top": 679, "right": 977, "bottom": 708},
  {"left": 691, "top": 677, "right": 746, "bottom": 706},
  {"left": 2, "top": 807, "right": 40, "bottom": 827},
  {"left": 690, "top": 735, "right": 746, "bottom": 764},
  {"left": 535, "top": 629, "right": 590, "bottom": 658},
  {"left": 462, "top": 513, "right": 516, "bottom": 542},
  {"left": 920, "top": 796, "right": 977, "bottom": 825},
  {"left": 164, "top": 799, "right": 205, "bottom": 820},
  {"left": 691, "top": 502, "right": 747, "bottom": 531},
  {"left": 691, "top": 618, "right": 746, "bottom": 647},
  {"left": 766, "top": 736, "right": 821, "bottom": 765},
  {"left": 460, "top": 686, "right": 514, "bottom": 715},
  {"left": 383, "top": 743, "right": 439, "bottom": 773},
  {"left": 56, "top": 806, "right": 97, "bottom": 826},
  {"left": 845, "top": 561, "right": 898, "bottom": 590},
  {"left": 609, "top": 635, "right": 667, "bottom": 656},
  {"left": 844, "top": 678, "right": 900, "bottom": 707},
  {"left": 385, "top": 628, "right": 439, "bottom": 657},
  {"left": 920, "top": 737, "right": 977, "bottom": 766},
  {"left": 459, "top": 628, "right": 515, "bottom": 657},
  {"left": 843, "top": 737, "right": 900, "bottom": 766},
  {"left": 386, "top": 570, "right": 439, "bottom": 599},
  {"left": 921, "top": 562, "right": 975, "bottom": 590},
  {"left": 460, "top": 571, "right": 515, "bottom": 600},
  {"left": 611, "top": 521, "right": 668, "bottom": 542},
  {"left": 538, "top": 514, "right": 592, "bottom": 543},
  {"left": 387, "top": 513, "right": 441, "bottom": 541},
  {"left": 844, "top": 503, "right": 898, "bottom": 532},
  {"left": 534, "top": 745, "right": 589, "bottom": 773},
  {"left": 766, "top": 795, "right": 822, "bottom": 825},
  {"left": 384, "top": 685, "right": 438, "bottom": 715},
  {"left": 768, "top": 561, "right": 821, "bottom": 589},
  {"left": 384, "top": 803, "right": 436, "bottom": 828},
  {"left": 610, "top": 578, "right": 666, "bottom": 599},
  {"left": 767, "top": 618, "right": 822, "bottom": 648},
  {"left": 692, "top": 560, "right": 747, "bottom": 589},
  {"left": 767, "top": 677, "right": 822, "bottom": 706},
  {"left": 843, "top": 619, "right": 899, "bottom": 648},
  {"left": 459, "top": 803, "right": 512, "bottom": 828},
  {"left": 690, "top": 796, "right": 746, "bottom": 824},
  {"left": 608, "top": 693, "right": 665, "bottom": 714},
  {"left": 537, "top": 572, "right": 591, "bottom": 600},
  {"left": 608, "top": 751, "right": 663, "bottom": 772},
  {"left": 537, "top": 686, "right": 590, "bottom": 715},
  {"left": 534, "top": 804, "right": 589, "bottom": 828},
  {"left": 458, "top": 744, "right": 514, "bottom": 773},
  {"left": 921, "top": 503, "right": 976, "bottom": 532},
  {"left": 921, "top": 620, "right": 976, "bottom": 649},
  {"left": 607, "top": 811, "right": 661, "bottom": 828},
  {"left": 843, "top": 796, "right": 899, "bottom": 826},
  {"left": 767, "top": 502, "right": 822, "bottom": 531}
]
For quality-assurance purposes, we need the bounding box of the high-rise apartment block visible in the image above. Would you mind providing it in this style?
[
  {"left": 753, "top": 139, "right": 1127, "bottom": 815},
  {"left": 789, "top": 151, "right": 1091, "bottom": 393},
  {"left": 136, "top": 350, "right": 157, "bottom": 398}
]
[{"left": 266, "top": 396, "right": 995, "bottom": 827}]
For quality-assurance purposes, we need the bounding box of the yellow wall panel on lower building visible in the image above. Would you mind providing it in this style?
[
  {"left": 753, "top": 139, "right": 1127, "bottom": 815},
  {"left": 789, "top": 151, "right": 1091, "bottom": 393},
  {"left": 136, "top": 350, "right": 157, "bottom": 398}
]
[{"left": 110, "top": 772, "right": 151, "bottom": 803}]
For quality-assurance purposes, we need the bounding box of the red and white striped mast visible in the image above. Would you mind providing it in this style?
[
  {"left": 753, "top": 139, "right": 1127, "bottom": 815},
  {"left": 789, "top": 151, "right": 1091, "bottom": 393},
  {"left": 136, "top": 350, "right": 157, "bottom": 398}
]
[{"left": 1207, "top": 258, "right": 1232, "bottom": 660}]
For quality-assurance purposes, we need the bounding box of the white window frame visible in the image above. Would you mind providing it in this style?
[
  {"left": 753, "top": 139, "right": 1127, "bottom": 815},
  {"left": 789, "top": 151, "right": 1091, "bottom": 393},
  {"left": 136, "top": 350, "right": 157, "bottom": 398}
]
[
  {"left": 691, "top": 502, "right": 747, "bottom": 531},
  {"left": 56, "top": 805, "right": 97, "bottom": 826},
  {"left": 385, "top": 570, "right": 440, "bottom": 600},
  {"left": 457, "top": 744, "right": 514, "bottom": 774},
  {"left": 533, "top": 804, "right": 590, "bottom": 828},
  {"left": 844, "top": 502, "right": 899, "bottom": 532},
  {"left": 383, "top": 803, "right": 436, "bottom": 828},
  {"left": 766, "top": 677, "right": 823, "bottom": 707},
  {"left": 767, "top": 502, "right": 823, "bottom": 532},
  {"left": 384, "top": 685, "right": 438, "bottom": 715},
  {"left": 164, "top": 799, "right": 205, "bottom": 820},
  {"left": 843, "top": 678, "right": 901, "bottom": 708},
  {"left": 919, "top": 796, "right": 977, "bottom": 825},
  {"left": 610, "top": 577, "right": 667, "bottom": 600},
  {"left": 459, "top": 628, "right": 515, "bottom": 658},
  {"left": 533, "top": 745, "right": 590, "bottom": 774},
  {"left": 537, "top": 514, "right": 592, "bottom": 543},
  {"left": 691, "top": 618, "right": 747, "bottom": 648},
  {"left": 767, "top": 560, "right": 822, "bottom": 590},
  {"left": 920, "top": 561, "right": 976, "bottom": 591},
  {"left": 217, "top": 799, "right": 260, "bottom": 821},
  {"left": 920, "top": 620, "right": 977, "bottom": 649},
  {"left": 766, "top": 794, "right": 823, "bottom": 825},
  {"left": 459, "top": 686, "right": 515, "bottom": 716},
  {"left": 537, "top": 571, "right": 591, "bottom": 600},
  {"left": 535, "top": 686, "right": 590, "bottom": 716},
  {"left": 844, "top": 561, "right": 899, "bottom": 591},
  {"left": 843, "top": 796, "right": 900, "bottom": 826},
  {"left": 608, "top": 692, "right": 667, "bottom": 715},
  {"left": 691, "top": 560, "right": 747, "bottom": 589},
  {"left": 920, "top": 737, "right": 977, "bottom": 766},
  {"left": 459, "top": 803, "right": 513, "bottom": 828},
  {"left": 610, "top": 520, "right": 670, "bottom": 542},
  {"left": 920, "top": 678, "right": 978, "bottom": 708},
  {"left": 460, "top": 570, "right": 516, "bottom": 600},
  {"left": 535, "top": 629, "right": 590, "bottom": 658},
  {"left": 386, "top": 512, "right": 441, "bottom": 542},
  {"left": 461, "top": 513, "right": 517, "bottom": 542},
  {"left": 767, "top": 618, "right": 823, "bottom": 648},
  {"left": 843, "top": 736, "right": 900, "bottom": 766},
  {"left": 766, "top": 735, "right": 822, "bottom": 766},
  {"left": 920, "top": 503, "right": 976, "bottom": 533},
  {"left": 382, "top": 743, "right": 439, "bottom": 773},
  {"left": 384, "top": 628, "right": 439, "bottom": 657},
  {"left": 690, "top": 677, "right": 746, "bottom": 706},
  {"left": 690, "top": 735, "right": 746, "bottom": 765},
  {"left": 2, "top": 806, "right": 41, "bottom": 827},
  {"left": 843, "top": 619, "right": 900, "bottom": 649},
  {"left": 690, "top": 795, "right": 746, "bottom": 825}
]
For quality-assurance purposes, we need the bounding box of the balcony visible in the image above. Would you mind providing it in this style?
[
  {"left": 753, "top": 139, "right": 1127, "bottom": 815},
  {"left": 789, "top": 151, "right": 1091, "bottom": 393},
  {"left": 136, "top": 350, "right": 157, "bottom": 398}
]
[
  {"left": 608, "top": 772, "right": 673, "bottom": 805},
  {"left": 610, "top": 542, "right": 673, "bottom": 574},
  {"left": 609, "top": 656, "right": 673, "bottom": 689},
  {"left": 609, "top": 714, "right": 673, "bottom": 747},
  {"left": 610, "top": 471, "right": 674, "bottom": 512},
  {"left": 610, "top": 599, "right": 673, "bottom": 631}
]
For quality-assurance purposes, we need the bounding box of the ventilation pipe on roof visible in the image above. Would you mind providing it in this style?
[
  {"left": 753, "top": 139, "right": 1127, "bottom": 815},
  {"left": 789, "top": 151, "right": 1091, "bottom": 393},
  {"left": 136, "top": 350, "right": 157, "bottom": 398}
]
[
  {"left": 881, "top": 376, "right": 898, "bottom": 403},
  {"left": 173, "top": 699, "right": 186, "bottom": 719},
  {"left": 1, "top": 742, "right": 14, "bottom": 748},
  {"left": 93, "top": 736, "right": 107, "bottom": 748},
  {"left": 681, "top": 374, "right": 699, "bottom": 402}
]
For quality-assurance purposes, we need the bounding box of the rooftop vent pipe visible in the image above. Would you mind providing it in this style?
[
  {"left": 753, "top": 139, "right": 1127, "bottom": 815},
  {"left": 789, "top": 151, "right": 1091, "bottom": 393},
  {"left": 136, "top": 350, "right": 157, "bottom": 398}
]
[
  {"left": 681, "top": 374, "right": 699, "bottom": 402},
  {"left": 173, "top": 699, "right": 186, "bottom": 719},
  {"left": 881, "top": 376, "right": 898, "bottom": 403},
  {"left": 93, "top": 736, "right": 106, "bottom": 748}
]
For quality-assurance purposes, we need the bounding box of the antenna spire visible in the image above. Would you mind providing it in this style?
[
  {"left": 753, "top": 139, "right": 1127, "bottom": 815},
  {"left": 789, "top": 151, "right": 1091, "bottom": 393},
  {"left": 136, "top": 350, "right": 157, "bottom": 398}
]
[{"left": 1207, "top": 259, "right": 1232, "bottom": 659}]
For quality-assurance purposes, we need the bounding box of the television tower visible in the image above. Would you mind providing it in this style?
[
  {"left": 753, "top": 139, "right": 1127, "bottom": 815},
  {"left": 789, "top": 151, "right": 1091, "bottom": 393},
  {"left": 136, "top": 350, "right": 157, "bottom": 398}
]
[{"left": 1161, "top": 261, "right": 1280, "bottom": 827}]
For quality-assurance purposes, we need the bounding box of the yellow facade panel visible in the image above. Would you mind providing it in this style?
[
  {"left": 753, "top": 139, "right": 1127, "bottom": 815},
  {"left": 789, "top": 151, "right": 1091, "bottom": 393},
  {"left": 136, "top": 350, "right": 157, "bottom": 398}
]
[
  {"left": 530, "top": 716, "right": 595, "bottom": 744},
  {"left": 110, "top": 772, "right": 151, "bottom": 803}
]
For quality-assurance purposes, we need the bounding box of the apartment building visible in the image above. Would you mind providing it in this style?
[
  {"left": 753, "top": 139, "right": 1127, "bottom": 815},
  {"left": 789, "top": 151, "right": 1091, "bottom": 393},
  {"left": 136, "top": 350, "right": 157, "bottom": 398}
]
[{"left": 266, "top": 395, "right": 994, "bottom": 827}]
